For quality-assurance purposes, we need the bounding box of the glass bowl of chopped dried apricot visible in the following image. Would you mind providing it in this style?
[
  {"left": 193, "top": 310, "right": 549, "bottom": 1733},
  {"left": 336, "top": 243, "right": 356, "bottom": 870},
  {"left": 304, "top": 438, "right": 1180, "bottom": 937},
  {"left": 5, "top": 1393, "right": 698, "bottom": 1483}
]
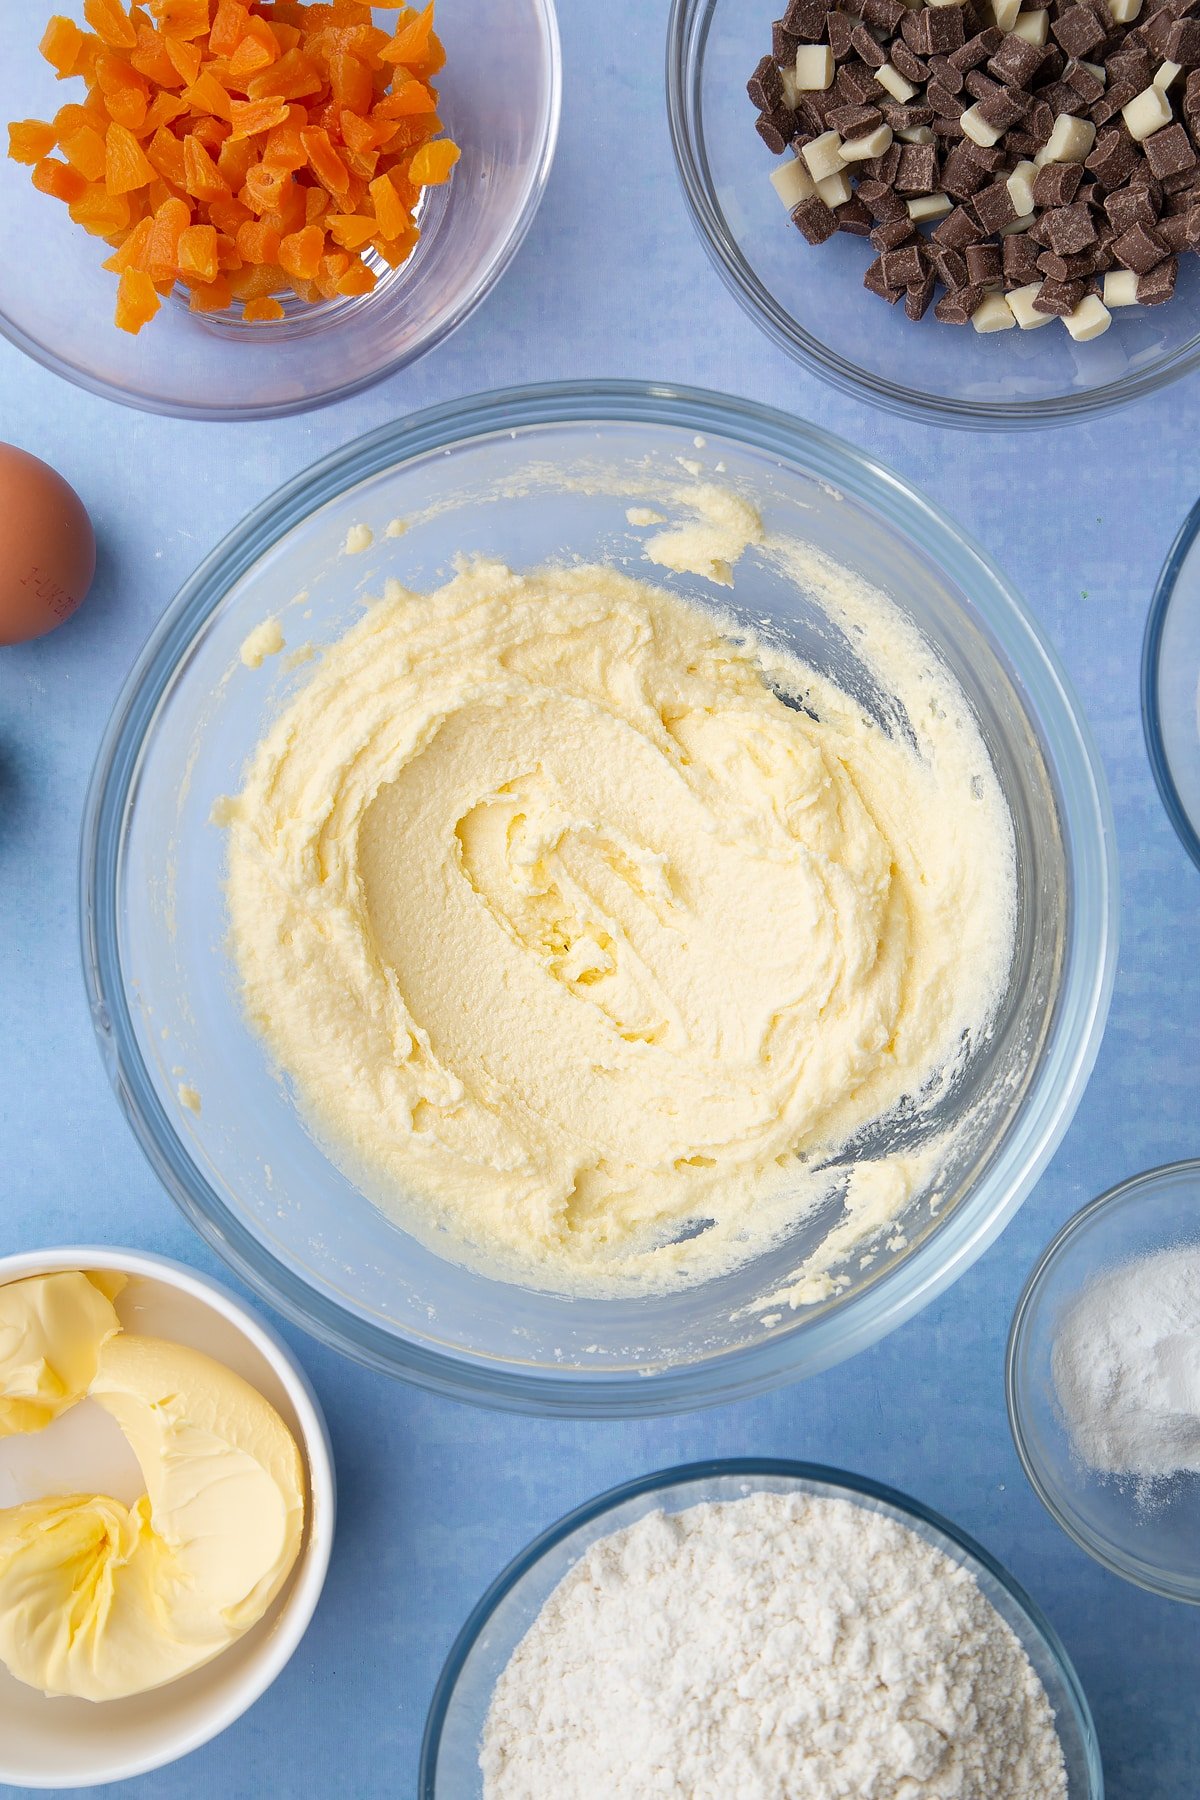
[{"left": 0, "top": 1, "right": 561, "bottom": 418}]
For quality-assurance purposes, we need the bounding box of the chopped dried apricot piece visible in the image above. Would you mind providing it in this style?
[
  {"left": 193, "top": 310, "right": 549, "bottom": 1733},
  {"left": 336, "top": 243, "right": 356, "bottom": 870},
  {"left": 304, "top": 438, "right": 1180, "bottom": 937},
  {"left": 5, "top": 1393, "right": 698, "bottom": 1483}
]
[
  {"left": 176, "top": 220, "right": 218, "bottom": 282},
  {"left": 301, "top": 125, "right": 348, "bottom": 193},
  {"left": 278, "top": 221, "right": 323, "bottom": 279},
  {"left": 242, "top": 295, "right": 285, "bottom": 321},
  {"left": 163, "top": 34, "right": 202, "bottom": 84},
  {"left": 228, "top": 17, "right": 280, "bottom": 80},
  {"left": 62, "top": 122, "right": 108, "bottom": 180},
  {"left": 208, "top": 0, "right": 251, "bottom": 58},
  {"left": 183, "top": 133, "right": 227, "bottom": 199},
  {"left": 32, "top": 155, "right": 90, "bottom": 202},
  {"left": 145, "top": 193, "right": 190, "bottom": 277},
  {"left": 115, "top": 265, "right": 159, "bottom": 331},
  {"left": 146, "top": 123, "right": 187, "bottom": 187},
  {"left": 236, "top": 217, "right": 282, "bottom": 262},
  {"left": 8, "top": 120, "right": 58, "bottom": 164},
  {"left": 105, "top": 119, "right": 156, "bottom": 192},
  {"left": 69, "top": 182, "right": 132, "bottom": 234},
  {"left": 408, "top": 137, "right": 457, "bottom": 185},
  {"left": 335, "top": 258, "right": 374, "bottom": 296},
  {"left": 367, "top": 169, "right": 405, "bottom": 240},
  {"left": 150, "top": 0, "right": 211, "bottom": 41},
  {"left": 189, "top": 273, "right": 233, "bottom": 311},
  {"left": 229, "top": 96, "right": 290, "bottom": 141},
  {"left": 325, "top": 211, "right": 375, "bottom": 250},
  {"left": 41, "top": 15, "right": 88, "bottom": 76}
]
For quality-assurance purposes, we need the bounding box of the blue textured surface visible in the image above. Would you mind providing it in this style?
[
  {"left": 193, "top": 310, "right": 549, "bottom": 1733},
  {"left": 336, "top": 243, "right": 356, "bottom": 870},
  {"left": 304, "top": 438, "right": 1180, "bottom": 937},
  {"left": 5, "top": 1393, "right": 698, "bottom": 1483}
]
[{"left": 2, "top": 5, "right": 1199, "bottom": 1796}]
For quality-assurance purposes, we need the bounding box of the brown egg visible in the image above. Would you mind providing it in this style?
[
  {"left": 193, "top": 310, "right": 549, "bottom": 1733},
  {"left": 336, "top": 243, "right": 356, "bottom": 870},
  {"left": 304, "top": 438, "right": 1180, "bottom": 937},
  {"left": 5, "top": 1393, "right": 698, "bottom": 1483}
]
[{"left": 0, "top": 443, "right": 96, "bottom": 646}]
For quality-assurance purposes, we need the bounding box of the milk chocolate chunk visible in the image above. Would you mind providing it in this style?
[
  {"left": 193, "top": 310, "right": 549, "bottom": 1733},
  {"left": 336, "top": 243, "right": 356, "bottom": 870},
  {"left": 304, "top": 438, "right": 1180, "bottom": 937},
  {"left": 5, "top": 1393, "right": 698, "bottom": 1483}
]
[
  {"left": 783, "top": 0, "right": 828, "bottom": 39},
  {"left": 896, "top": 142, "right": 941, "bottom": 190},
  {"left": 933, "top": 202, "right": 987, "bottom": 243},
  {"left": 1104, "top": 181, "right": 1160, "bottom": 227},
  {"left": 1085, "top": 127, "right": 1142, "bottom": 186},
  {"left": 1064, "top": 59, "right": 1106, "bottom": 104},
  {"left": 837, "top": 194, "right": 876, "bottom": 232},
  {"left": 1136, "top": 251, "right": 1179, "bottom": 294},
  {"left": 871, "top": 212, "right": 923, "bottom": 247},
  {"left": 951, "top": 28, "right": 1003, "bottom": 71},
  {"left": 905, "top": 268, "right": 939, "bottom": 316},
  {"left": 757, "top": 111, "right": 794, "bottom": 153},
  {"left": 863, "top": 0, "right": 907, "bottom": 33},
  {"left": 941, "top": 141, "right": 990, "bottom": 194},
  {"left": 965, "top": 240, "right": 1004, "bottom": 280},
  {"left": 902, "top": 5, "right": 965, "bottom": 56},
  {"left": 773, "top": 21, "right": 801, "bottom": 63},
  {"left": 851, "top": 24, "right": 889, "bottom": 67},
  {"left": 827, "top": 13, "right": 857, "bottom": 61},
  {"left": 828, "top": 103, "right": 886, "bottom": 136},
  {"left": 989, "top": 34, "right": 1047, "bottom": 87},
  {"left": 1144, "top": 120, "right": 1199, "bottom": 173},
  {"left": 890, "top": 40, "right": 929, "bottom": 83},
  {"left": 880, "top": 241, "right": 928, "bottom": 284},
  {"left": 749, "top": 56, "right": 785, "bottom": 113},
  {"left": 1032, "top": 275, "right": 1090, "bottom": 310},
  {"left": 1112, "top": 217, "right": 1172, "bottom": 264},
  {"left": 1037, "top": 246, "right": 1099, "bottom": 277},
  {"left": 1003, "top": 229, "right": 1043, "bottom": 279},
  {"left": 863, "top": 253, "right": 906, "bottom": 299},
  {"left": 973, "top": 179, "right": 1020, "bottom": 229},
  {"left": 1034, "top": 201, "right": 1098, "bottom": 250},
  {"left": 932, "top": 243, "right": 971, "bottom": 283},
  {"left": 792, "top": 193, "right": 840, "bottom": 241},
  {"left": 934, "top": 283, "right": 985, "bottom": 320},
  {"left": 1053, "top": 3, "right": 1108, "bottom": 56},
  {"left": 1033, "top": 158, "right": 1085, "bottom": 204}
]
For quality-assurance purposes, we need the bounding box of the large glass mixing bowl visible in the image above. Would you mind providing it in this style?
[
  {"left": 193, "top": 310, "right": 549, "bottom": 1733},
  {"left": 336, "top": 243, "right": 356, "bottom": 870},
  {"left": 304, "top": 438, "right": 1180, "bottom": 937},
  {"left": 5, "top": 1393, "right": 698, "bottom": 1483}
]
[{"left": 81, "top": 381, "right": 1117, "bottom": 1414}]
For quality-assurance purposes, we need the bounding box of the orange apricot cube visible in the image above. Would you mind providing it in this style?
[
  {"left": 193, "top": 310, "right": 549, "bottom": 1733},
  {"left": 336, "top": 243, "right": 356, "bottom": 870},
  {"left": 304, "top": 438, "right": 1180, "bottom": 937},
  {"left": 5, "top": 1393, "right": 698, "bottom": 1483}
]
[
  {"left": 208, "top": 0, "right": 252, "bottom": 57},
  {"left": 69, "top": 182, "right": 132, "bottom": 234},
  {"left": 105, "top": 120, "right": 156, "bottom": 193},
  {"left": 228, "top": 96, "right": 290, "bottom": 140},
  {"left": 150, "top": 0, "right": 211, "bottom": 41},
  {"left": 62, "top": 122, "right": 108, "bottom": 180},
  {"left": 367, "top": 169, "right": 407, "bottom": 239},
  {"left": 163, "top": 34, "right": 202, "bottom": 84},
  {"left": 146, "top": 124, "right": 187, "bottom": 186},
  {"left": 144, "top": 193, "right": 189, "bottom": 277},
  {"left": 40, "top": 16, "right": 88, "bottom": 76},
  {"left": 408, "top": 137, "right": 457, "bottom": 185},
  {"left": 8, "top": 120, "right": 58, "bottom": 165},
  {"left": 32, "top": 155, "right": 90, "bottom": 202},
  {"left": 335, "top": 258, "right": 375, "bottom": 296},
  {"left": 176, "top": 220, "right": 218, "bottom": 282},
  {"left": 189, "top": 273, "right": 233, "bottom": 312},
  {"left": 278, "top": 221, "right": 323, "bottom": 279},
  {"left": 115, "top": 265, "right": 160, "bottom": 332},
  {"left": 242, "top": 295, "right": 285, "bottom": 321},
  {"left": 325, "top": 211, "right": 375, "bottom": 250},
  {"left": 183, "top": 134, "right": 228, "bottom": 199}
]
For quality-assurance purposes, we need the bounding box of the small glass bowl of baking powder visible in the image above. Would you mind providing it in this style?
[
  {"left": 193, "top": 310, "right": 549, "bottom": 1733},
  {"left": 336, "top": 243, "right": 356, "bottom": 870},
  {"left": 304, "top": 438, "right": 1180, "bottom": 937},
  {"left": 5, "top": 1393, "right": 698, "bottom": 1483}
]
[
  {"left": 1009, "top": 1160, "right": 1200, "bottom": 1602},
  {"left": 1143, "top": 502, "right": 1200, "bottom": 876},
  {"left": 420, "top": 1459, "right": 1102, "bottom": 1798}
]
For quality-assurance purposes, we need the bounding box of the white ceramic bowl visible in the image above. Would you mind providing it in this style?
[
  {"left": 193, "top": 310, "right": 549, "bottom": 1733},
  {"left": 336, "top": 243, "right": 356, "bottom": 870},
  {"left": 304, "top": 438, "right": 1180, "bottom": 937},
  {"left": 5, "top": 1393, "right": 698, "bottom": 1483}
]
[{"left": 0, "top": 1246, "right": 335, "bottom": 1789}]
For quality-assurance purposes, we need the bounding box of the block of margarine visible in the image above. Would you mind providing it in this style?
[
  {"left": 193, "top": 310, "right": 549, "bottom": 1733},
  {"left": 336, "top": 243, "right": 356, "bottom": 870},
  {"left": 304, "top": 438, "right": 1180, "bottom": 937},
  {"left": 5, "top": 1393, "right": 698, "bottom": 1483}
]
[
  {"left": 0, "top": 1270, "right": 125, "bottom": 1437},
  {"left": 0, "top": 1331, "right": 305, "bottom": 1701}
]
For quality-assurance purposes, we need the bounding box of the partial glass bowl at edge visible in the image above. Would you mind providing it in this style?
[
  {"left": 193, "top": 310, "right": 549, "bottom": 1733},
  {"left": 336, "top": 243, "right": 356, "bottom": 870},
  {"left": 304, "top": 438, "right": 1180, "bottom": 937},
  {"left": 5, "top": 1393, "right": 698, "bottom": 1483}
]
[
  {"left": 1008, "top": 1160, "right": 1200, "bottom": 1603},
  {"left": 420, "top": 1460, "right": 1103, "bottom": 1799},
  {"left": 0, "top": 1, "right": 561, "bottom": 419},
  {"left": 1143, "top": 498, "right": 1200, "bottom": 874},
  {"left": 81, "top": 380, "right": 1118, "bottom": 1416},
  {"left": 667, "top": 0, "right": 1200, "bottom": 427}
]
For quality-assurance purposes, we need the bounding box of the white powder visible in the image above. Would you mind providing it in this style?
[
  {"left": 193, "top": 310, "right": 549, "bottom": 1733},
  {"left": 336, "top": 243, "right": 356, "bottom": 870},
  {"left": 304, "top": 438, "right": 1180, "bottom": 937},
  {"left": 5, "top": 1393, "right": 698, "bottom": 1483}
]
[
  {"left": 480, "top": 1492, "right": 1067, "bottom": 1800},
  {"left": 1052, "top": 1243, "right": 1200, "bottom": 1481}
]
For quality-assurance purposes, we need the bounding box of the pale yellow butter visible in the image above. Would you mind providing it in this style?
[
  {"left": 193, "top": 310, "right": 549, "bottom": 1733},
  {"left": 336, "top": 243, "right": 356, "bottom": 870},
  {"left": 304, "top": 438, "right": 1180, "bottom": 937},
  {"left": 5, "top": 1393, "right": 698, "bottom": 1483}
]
[{"left": 0, "top": 1271, "right": 124, "bottom": 1437}]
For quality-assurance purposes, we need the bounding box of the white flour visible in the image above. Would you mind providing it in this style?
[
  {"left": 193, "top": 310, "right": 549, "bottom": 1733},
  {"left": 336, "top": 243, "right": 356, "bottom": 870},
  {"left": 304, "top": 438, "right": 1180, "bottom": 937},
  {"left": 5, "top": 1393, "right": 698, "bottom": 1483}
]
[
  {"left": 1052, "top": 1243, "right": 1200, "bottom": 1481},
  {"left": 479, "top": 1491, "right": 1067, "bottom": 1800}
]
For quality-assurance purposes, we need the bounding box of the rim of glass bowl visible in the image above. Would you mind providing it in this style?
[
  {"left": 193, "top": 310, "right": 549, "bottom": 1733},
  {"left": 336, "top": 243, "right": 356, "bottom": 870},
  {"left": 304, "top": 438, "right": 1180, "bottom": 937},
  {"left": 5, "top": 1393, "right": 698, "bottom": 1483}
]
[
  {"left": 0, "top": 2, "right": 561, "bottom": 423},
  {"left": 1006, "top": 1158, "right": 1200, "bottom": 1602},
  {"left": 80, "top": 379, "right": 1119, "bottom": 1415},
  {"left": 665, "top": 0, "right": 1200, "bottom": 430},
  {"left": 418, "top": 1457, "right": 1104, "bottom": 1798},
  {"left": 1142, "top": 502, "right": 1200, "bottom": 874}
]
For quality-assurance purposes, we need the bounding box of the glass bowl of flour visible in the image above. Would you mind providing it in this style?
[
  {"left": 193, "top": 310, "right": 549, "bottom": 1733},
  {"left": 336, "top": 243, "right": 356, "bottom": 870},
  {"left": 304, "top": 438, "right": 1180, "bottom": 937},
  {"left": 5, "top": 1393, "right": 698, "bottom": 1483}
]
[
  {"left": 421, "top": 1459, "right": 1102, "bottom": 1797},
  {"left": 82, "top": 380, "right": 1116, "bottom": 1414},
  {"left": 1009, "top": 1160, "right": 1200, "bottom": 1602}
]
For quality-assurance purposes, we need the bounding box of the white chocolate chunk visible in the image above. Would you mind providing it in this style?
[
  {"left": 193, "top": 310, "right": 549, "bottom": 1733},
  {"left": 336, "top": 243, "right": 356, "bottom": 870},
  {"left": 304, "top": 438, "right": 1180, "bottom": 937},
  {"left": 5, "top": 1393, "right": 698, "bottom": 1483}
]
[
  {"left": 998, "top": 213, "right": 1036, "bottom": 233},
  {"left": 1154, "top": 60, "right": 1182, "bottom": 90},
  {"left": 897, "top": 124, "right": 936, "bottom": 143},
  {"left": 1006, "top": 159, "right": 1038, "bottom": 216},
  {"left": 1123, "top": 84, "right": 1172, "bottom": 140},
  {"left": 795, "top": 44, "right": 835, "bottom": 91},
  {"left": 1082, "top": 60, "right": 1107, "bottom": 88},
  {"left": 780, "top": 67, "right": 801, "bottom": 110},
  {"left": 1011, "top": 9, "right": 1049, "bottom": 43},
  {"left": 1106, "top": 0, "right": 1142, "bottom": 21},
  {"left": 801, "top": 130, "right": 845, "bottom": 181},
  {"left": 839, "top": 122, "right": 894, "bottom": 160},
  {"left": 876, "top": 61, "right": 917, "bottom": 101},
  {"left": 816, "top": 169, "right": 853, "bottom": 206},
  {"left": 962, "top": 103, "right": 1004, "bottom": 146},
  {"left": 1034, "top": 112, "right": 1097, "bottom": 164},
  {"left": 972, "top": 292, "right": 1017, "bottom": 331},
  {"left": 1063, "top": 294, "right": 1112, "bottom": 339},
  {"left": 770, "top": 156, "right": 816, "bottom": 209},
  {"left": 1007, "top": 282, "right": 1055, "bottom": 328},
  {"left": 1103, "top": 268, "right": 1141, "bottom": 306},
  {"left": 907, "top": 191, "right": 953, "bottom": 220},
  {"left": 991, "top": 0, "right": 1022, "bottom": 28}
]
